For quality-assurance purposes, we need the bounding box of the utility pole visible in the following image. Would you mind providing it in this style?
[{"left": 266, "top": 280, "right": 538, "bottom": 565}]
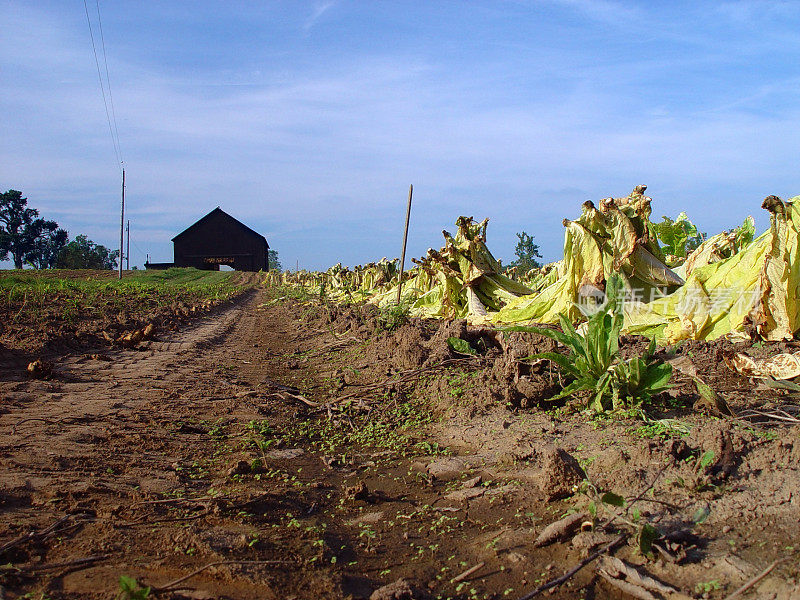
[
  {"left": 118, "top": 168, "right": 125, "bottom": 279},
  {"left": 125, "top": 220, "right": 130, "bottom": 270}
]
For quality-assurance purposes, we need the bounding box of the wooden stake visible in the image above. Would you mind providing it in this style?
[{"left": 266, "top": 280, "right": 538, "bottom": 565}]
[
  {"left": 125, "top": 219, "right": 130, "bottom": 270},
  {"left": 396, "top": 184, "right": 413, "bottom": 305}
]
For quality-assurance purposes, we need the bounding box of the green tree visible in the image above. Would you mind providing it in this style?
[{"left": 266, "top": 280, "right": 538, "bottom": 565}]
[
  {"left": 508, "top": 231, "right": 542, "bottom": 272},
  {"left": 56, "top": 235, "right": 119, "bottom": 269},
  {"left": 268, "top": 249, "right": 282, "bottom": 271},
  {"left": 0, "top": 189, "right": 65, "bottom": 269},
  {"left": 26, "top": 223, "right": 69, "bottom": 269}
]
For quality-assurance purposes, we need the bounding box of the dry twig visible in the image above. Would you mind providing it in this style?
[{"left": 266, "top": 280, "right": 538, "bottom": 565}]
[
  {"left": 725, "top": 559, "right": 781, "bottom": 600},
  {"left": 0, "top": 513, "right": 92, "bottom": 556},
  {"left": 516, "top": 534, "right": 627, "bottom": 600},
  {"left": 738, "top": 408, "right": 800, "bottom": 424},
  {"left": 451, "top": 561, "right": 485, "bottom": 583},
  {"left": 516, "top": 464, "right": 670, "bottom": 600},
  {"left": 20, "top": 554, "right": 111, "bottom": 572}
]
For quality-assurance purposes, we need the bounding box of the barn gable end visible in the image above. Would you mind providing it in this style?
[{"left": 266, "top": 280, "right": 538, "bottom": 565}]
[{"left": 171, "top": 207, "right": 269, "bottom": 272}]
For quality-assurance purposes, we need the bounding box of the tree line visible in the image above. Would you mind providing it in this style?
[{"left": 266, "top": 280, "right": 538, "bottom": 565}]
[{"left": 0, "top": 189, "right": 119, "bottom": 270}]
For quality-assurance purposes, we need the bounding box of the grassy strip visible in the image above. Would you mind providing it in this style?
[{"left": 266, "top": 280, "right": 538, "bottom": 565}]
[{"left": 0, "top": 268, "right": 253, "bottom": 325}]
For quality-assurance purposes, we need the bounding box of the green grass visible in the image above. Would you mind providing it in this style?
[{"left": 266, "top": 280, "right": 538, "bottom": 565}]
[
  {"left": 0, "top": 267, "right": 251, "bottom": 324},
  {"left": 243, "top": 396, "right": 441, "bottom": 460}
]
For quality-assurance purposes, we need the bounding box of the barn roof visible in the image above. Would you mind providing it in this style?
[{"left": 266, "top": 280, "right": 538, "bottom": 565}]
[{"left": 172, "top": 207, "right": 268, "bottom": 247}]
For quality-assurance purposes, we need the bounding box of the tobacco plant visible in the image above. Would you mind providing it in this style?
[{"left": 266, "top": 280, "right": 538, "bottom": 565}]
[{"left": 506, "top": 275, "right": 672, "bottom": 412}]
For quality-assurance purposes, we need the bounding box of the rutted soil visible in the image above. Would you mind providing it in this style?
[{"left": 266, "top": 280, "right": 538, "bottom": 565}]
[{"left": 0, "top": 287, "right": 798, "bottom": 599}]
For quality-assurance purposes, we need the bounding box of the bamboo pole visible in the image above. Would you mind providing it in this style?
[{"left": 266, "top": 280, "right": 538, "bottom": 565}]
[{"left": 396, "top": 184, "right": 413, "bottom": 305}]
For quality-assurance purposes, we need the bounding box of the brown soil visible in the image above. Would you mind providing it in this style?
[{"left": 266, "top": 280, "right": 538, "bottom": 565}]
[{"left": 0, "top": 287, "right": 798, "bottom": 599}]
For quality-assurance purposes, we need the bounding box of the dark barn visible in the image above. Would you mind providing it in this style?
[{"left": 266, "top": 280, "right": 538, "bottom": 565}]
[{"left": 171, "top": 208, "right": 269, "bottom": 272}]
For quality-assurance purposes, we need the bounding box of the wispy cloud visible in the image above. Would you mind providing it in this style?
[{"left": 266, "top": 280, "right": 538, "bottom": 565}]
[
  {"left": 1, "top": 2, "right": 799, "bottom": 268},
  {"left": 715, "top": 0, "right": 800, "bottom": 24},
  {"left": 303, "top": 1, "right": 337, "bottom": 32},
  {"left": 542, "top": 0, "right": 641, "bottom": 25}
]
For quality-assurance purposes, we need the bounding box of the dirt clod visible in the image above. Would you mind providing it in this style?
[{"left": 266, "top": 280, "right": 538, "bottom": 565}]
[
  {"left": 530, "top": 447, "right": 585, "bottom": 500},
  {"left": 25, "top": 358, "right": 52, "bottom": 378},
  {"left": 344, "top": 480, "right": 370, "bottom": 501},
  {"left": 143, "top": 323, "right": 157, "bottom": 339},
  {"left": 118, "top": 328, "right": 144, "bottom": 348},
  {"left": 369, "top": 578, "right": 431, "bottom": 600},
  {"left": 227, "top": 460, "right": 251, "bottom": 477}
]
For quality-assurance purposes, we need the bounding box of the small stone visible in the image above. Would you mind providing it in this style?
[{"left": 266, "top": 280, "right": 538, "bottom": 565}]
[
  {"left": 426, "top": 457, "right": 469, "bottom": 480},
  {"left": 265, "top": 448, "right": 304, "bottom": 460},
  {"left": 462, "top": 476, "right": 482, "bottom": 488},
  {"left": 444, "top": 487, "right": 485, "bottom": 502},
  {"left": 346, "top": 511, "right": 384, "bottom": 526}
]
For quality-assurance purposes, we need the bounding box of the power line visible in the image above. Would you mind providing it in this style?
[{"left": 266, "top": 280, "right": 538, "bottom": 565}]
[
  {"left": 83, "top": 0, "right": 122, "bottom": 168},
  {"left": 94, "top": 0, "right": 123, "bottom": 166}
]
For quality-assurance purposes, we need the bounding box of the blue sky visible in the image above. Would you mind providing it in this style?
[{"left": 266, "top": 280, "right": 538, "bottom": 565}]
[{"left": 2, "top": 1, "right": 799, "bottom": 270}]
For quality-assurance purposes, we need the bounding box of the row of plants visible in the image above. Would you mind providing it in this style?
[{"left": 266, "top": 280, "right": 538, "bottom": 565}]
[
  {"left": 264, "top": 186, "right": 800, "bottom": 414},
  {"left": 268, "top": 186, "right": 799, "bottom": 345}
]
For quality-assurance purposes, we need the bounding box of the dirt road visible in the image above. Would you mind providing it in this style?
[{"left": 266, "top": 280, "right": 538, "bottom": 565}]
[{"left": 0, "top": 287, "right": 798, "bottom": 599}]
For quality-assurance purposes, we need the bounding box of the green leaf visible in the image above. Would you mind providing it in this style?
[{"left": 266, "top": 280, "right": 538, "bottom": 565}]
[
  {"left": 558, "top": 314, "right": 587, "bottom": 359},
  {"left": 119, "top": 576, "right": 138, "bottom": 592},
  {"left": 118, "top": 575, "right": 151, "bottom": 599},
  {"left": 546, "top": 379, "right": 591, "bottom": 402},
  {"left": 698, "top": 450, "right": 716, "bottom": 470},
  {"left": 653, "top": 212, "right": 703, "bottom": 258},
  {"left": 446, "top": 337, "right": 476, "bottom": 356},
  {"left": 646, "top": 336, "right": 657, "bottom": 358},
  {"left": 692, "top": 505, "right": 711, "bottom": 525},
  {"left": 639, "top": 362, "right": 673, "bottom": 392},
  {"left": 761, "top": 377, "right": 800, "bottom": 391},
  {"left": 600, "top": 491, "right": 626, "bottom": 507},
  {"left": 638, "top": 523, "right": 659, "bottom": 557},
  {"left": 526, "top": 352, "right": 579, "bottom": 378}
]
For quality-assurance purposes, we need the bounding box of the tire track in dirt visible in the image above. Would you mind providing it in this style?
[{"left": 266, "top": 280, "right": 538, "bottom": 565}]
[
  {"left": 1, "top": 289, "right": 251, "bottom": 427},
  {"left": 0, "top": 289, "right": 297, "bottom": 597},
  {"left": 0, "top": 286, "right": 370, "bottom": 599}
]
